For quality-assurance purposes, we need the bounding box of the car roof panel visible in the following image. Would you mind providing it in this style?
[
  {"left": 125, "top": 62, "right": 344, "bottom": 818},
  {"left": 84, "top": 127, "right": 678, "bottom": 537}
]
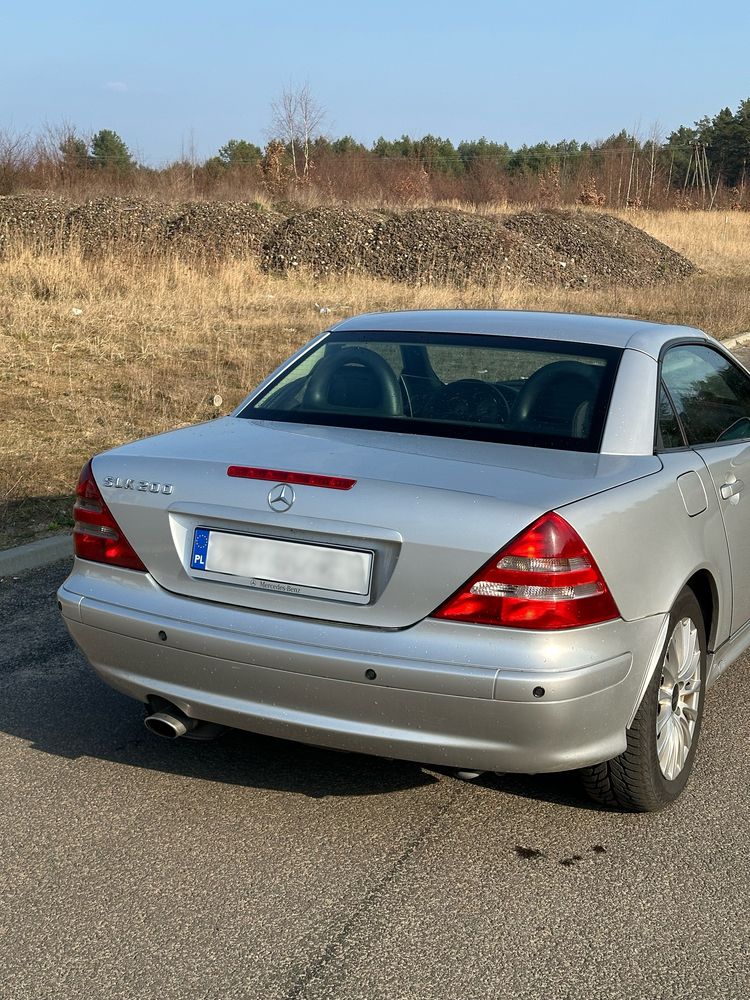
[{"left": 329, "top": 309, "right": 707, "bottom": 359}]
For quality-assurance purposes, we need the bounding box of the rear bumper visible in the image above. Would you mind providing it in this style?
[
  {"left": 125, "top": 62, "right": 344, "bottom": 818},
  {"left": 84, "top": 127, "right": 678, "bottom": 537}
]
[{"left": 59, "top": 560, "right": 667, "bottom": 773}]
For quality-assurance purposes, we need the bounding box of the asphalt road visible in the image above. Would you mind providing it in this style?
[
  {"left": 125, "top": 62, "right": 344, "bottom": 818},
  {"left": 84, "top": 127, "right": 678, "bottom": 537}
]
[{"left": 1, "top": 561, "right": 749, "bottom": 1000}]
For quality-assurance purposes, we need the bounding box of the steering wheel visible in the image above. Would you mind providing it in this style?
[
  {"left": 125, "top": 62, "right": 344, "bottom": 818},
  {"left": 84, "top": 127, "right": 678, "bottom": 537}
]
[
  {"left": 431, "top": 379, "right": 510, "bottom": 424},
  {"left": 302, "top": 347, "right": 403, "bottom": 416}
]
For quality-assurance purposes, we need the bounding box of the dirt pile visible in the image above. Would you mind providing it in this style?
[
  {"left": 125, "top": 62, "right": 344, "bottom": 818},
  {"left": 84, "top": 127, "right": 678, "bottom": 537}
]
[
  {"left": 66, "top": 198, "right": 173, "bottom": 255},
  {"left": 262, "top": 207, "right": 385, "bottom": 275},
  {"left": 370, "top": 208, "right": 518, "bottom": 285},
  {"left": 0, "top": 196, "right": 280, "bottom": 260},
  {"left": 0, "top": 196, "right": 696, "bottom": 288},
  {"left": 503, "top": 210, "right": 696, "bottom": 287},
  {"left": 168, "top": 202, "right": 282, "bottom": 259},
  {"left": 262, "top": 206, "right": 696, "bottom": 287},
  {"left": 261, "top": 207, "right": 519, "bottom": 284},
  {"left": 0, "top": 196, "right": 71, "bottom": 254}
]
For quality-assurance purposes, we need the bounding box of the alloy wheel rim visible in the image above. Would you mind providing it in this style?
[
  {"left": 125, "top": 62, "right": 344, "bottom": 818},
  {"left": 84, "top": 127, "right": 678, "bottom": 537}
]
[{"left": 656, "top": 616, "right": 702, "bottom": 781}]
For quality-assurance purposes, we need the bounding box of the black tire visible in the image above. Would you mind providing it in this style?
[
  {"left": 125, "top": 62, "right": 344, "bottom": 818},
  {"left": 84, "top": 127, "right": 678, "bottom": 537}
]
[{"left": 581, "top": 588, "right": 707, "bottom": 812}]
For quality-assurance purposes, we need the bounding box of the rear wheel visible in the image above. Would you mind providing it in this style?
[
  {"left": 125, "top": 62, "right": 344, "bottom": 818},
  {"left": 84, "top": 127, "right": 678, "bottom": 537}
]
[{"left": 581, "top": 588, "right": 706, "bottom": 812}]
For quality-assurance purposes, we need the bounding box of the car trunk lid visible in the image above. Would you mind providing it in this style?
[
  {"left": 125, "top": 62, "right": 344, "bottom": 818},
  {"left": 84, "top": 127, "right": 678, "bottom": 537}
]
[{"left": 92, "top": 417, "right": 661, "bottom": 628}]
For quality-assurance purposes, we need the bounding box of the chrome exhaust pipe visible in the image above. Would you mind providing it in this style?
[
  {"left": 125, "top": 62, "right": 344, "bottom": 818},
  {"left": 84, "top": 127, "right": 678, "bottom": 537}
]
[{"left": 144, "top": 708, "right": 197, "bottom": 739}]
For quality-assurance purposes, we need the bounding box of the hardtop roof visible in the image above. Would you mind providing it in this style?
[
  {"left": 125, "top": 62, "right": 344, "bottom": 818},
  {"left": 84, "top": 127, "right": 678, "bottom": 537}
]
[{"left": 330, "top": 310, "right": 707, "bottom": 359}]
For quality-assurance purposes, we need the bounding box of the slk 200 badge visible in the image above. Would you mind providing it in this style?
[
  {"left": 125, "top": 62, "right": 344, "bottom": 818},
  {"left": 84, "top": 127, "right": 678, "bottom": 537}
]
[{"left": 102, "top": 476, "right": 173, "bottom": 495}]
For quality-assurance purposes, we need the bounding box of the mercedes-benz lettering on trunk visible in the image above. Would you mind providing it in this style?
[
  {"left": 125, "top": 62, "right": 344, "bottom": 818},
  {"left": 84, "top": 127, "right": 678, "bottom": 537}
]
[{"left": 59, "top": 310, "right": 750, "bottom": 811}]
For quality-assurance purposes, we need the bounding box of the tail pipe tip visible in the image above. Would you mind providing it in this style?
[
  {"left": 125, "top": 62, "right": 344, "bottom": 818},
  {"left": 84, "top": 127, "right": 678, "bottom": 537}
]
[{"left": 144, "top": 709, "right": 197, "bottom": 740}]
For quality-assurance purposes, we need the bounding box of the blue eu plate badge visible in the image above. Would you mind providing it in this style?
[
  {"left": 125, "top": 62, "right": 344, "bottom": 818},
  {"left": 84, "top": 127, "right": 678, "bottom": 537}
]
[{"left": 191, "top": 528, "right": 210, "bottom": 570}]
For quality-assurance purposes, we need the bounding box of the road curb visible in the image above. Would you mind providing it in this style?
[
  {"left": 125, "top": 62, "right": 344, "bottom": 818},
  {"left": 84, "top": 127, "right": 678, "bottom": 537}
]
[
  {"left": 722, "top": 331, "right": 750, "bottom": 350},
  {"left": 0, "top": 534, "right": 72, "bottom": 576}
]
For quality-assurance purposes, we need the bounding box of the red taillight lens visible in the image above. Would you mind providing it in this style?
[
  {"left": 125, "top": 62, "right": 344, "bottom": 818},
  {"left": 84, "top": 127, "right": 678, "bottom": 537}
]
[
  {"left": 432, "top": 511, "right": 619, "bottom": 630},
  {"left": 73, "top": 460, "right": 147, "bottom": 571}
]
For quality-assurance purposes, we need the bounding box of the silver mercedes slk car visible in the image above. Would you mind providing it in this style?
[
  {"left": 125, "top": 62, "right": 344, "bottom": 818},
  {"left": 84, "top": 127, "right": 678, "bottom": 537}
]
[{"left": 58, "top": 310, "right": 750, "bottom": 811}]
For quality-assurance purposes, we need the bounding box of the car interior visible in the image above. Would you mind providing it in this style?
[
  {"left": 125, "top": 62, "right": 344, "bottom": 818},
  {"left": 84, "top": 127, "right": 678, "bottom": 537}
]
[{"left": 261, "top": 341, "right": 608, "bottom": 442}]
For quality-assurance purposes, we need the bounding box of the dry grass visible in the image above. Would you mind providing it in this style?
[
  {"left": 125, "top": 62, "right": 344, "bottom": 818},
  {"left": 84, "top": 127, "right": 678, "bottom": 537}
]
[
  {"left": 612, "top": 208, "right": 750, "bottom": 277},
  {"left": 2, "top": 209, "right": 750, "bottom": 545}
]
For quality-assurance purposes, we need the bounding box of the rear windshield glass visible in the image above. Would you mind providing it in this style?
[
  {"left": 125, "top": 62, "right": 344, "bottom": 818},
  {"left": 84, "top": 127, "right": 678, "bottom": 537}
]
[{"left": 239, "top": 331, "right": 622, "bottom": 452}]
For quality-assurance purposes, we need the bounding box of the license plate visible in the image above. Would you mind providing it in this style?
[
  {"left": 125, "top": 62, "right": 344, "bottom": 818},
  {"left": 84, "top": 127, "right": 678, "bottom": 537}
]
[{"left": 190, "top": 527, "right": 373, "bottom": 598}]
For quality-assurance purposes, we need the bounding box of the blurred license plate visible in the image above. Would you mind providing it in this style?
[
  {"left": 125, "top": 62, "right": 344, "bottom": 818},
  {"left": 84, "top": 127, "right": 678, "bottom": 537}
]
[{"left": 190, "top": 528, "right": 372, "bottom": 597}]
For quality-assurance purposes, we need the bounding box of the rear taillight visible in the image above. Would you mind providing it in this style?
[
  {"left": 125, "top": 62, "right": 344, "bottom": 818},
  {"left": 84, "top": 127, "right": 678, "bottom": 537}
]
[
  {"left": 73, "top": 460, "right": 147, "bottom": 571},
  {"left": 432, "top": 511, "right": 619, "bottom": 630}
]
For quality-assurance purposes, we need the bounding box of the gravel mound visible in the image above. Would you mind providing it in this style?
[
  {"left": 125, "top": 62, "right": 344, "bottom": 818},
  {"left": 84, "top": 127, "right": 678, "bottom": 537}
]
[
  {"left": 262, "top": 207, "right": 385, "bottom": 276},
  {"left": 503, "top": 209, "right": 696, "bottom": 287},
  {"left": 263, "top": 206, "right": 695, "bottom": 288},
  {"left": 369, "top": 208, "right": 517, "bottom": 285},
  {"left": 262, "top": 207, "right": 518, "bottom": 285},
  {"left": 66, "top": 198, "right": 173, "bottom": 255},
  {"left": 0, "top": 196, "right": 71, "bottom": 255},
  {"left": 168, "top": 202, "right": 281, "bottom": 259},
  {"left": 0, "top": 197, "right": 696, "bottom": 288}
]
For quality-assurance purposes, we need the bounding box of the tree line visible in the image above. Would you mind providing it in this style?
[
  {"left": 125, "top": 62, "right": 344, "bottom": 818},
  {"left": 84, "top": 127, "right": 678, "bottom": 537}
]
[{"left": 2, "top": 94, "right": 749, "bottom": 209}]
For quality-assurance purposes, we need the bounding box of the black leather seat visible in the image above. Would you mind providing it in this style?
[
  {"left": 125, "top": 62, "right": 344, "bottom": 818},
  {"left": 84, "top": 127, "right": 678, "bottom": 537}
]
[{"left": 509, "top": 361, "right": 603, "bottom": 439}]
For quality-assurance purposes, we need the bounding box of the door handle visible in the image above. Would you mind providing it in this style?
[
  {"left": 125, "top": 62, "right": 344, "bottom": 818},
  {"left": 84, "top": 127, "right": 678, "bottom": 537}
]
[{"left": 721, "top": 478, "right": 744, "bottom": 500}]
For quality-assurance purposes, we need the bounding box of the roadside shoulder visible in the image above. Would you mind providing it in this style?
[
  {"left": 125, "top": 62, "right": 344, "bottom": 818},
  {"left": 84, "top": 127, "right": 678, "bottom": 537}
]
[{"left": 0, "top": 534, "right": 72, "bottom": 577}]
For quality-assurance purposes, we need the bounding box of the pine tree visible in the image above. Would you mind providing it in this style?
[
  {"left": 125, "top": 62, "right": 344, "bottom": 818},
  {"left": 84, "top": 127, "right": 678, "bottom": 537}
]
[{"left": 89, "top": 130, "right": 135, "bottom": 170}]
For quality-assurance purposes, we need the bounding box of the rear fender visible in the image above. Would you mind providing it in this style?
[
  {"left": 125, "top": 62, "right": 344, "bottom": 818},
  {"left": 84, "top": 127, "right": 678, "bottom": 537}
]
[{"left": 559, "top": 452, "right": 732, "bottom": 646}]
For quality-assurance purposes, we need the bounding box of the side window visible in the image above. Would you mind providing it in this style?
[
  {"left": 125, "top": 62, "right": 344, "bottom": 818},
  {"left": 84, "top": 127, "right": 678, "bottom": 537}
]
[
  {"left": 662, "top": 345, "right": 750, "bottom": 446},
  {"left": 657, "top": 383, "right": 684, "bottom": 449}
]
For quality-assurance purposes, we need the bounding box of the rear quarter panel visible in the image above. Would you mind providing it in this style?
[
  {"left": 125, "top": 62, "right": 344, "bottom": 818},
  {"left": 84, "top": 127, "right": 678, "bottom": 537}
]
[{"left": 559, "top": 452, "right": 732, "bottom": 647}]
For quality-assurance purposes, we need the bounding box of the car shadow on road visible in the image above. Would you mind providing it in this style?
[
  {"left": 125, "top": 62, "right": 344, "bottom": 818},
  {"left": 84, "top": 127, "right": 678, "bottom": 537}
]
[
  {"left": 2, "top": 662, "right": 446, "bottom": 799},
  {"left": 2, "top": 657, "right": 606, "bottom": 809},
  {"left": 472, "top": 770, "right": 604, "bottom": 811},
  {"left": 1, "top": 565, "right": 605, "bottom": 809}
]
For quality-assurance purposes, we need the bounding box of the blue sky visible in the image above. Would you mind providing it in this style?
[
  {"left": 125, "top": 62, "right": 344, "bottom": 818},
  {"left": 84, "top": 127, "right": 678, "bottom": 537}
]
[{"left": 2, "top": 0, "right": 749, "bottom": 165}]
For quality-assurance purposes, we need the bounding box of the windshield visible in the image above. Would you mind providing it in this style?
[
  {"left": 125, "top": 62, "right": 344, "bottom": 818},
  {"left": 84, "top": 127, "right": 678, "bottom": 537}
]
[{"left": 239, "top": 331, "right": 622, "bottom": 453}]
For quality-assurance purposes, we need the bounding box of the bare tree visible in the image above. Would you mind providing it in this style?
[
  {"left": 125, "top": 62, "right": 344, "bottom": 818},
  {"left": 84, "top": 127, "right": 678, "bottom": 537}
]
[
  {"left": 268, "top": 81, "right": 327, "bottom": 181},
  {"left": 645, "top": 123, "right": 662, "bottom": 209},
  {"left": 0, "top": 129, "right": 32, "bottom": 194},
  {"left": 37, "top": 121, "right": 89, "bottom": 184},
  {"left": 269, "top": 85, "right": 300, "bottom": 179},
  {"left": 297, "top": 81, "right": 326, "bottom": 180}
]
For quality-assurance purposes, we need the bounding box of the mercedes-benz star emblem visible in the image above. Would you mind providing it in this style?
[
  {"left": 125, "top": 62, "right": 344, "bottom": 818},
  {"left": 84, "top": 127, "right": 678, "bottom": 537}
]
[{"left": 267, "top": 483, "right": 295, "bottom": 512}]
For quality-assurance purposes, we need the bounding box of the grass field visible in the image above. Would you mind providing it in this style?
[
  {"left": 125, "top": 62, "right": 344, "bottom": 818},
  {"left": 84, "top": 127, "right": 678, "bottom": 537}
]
[{"left": 2, "top": 208, "right": 749, "bottom": 546}]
